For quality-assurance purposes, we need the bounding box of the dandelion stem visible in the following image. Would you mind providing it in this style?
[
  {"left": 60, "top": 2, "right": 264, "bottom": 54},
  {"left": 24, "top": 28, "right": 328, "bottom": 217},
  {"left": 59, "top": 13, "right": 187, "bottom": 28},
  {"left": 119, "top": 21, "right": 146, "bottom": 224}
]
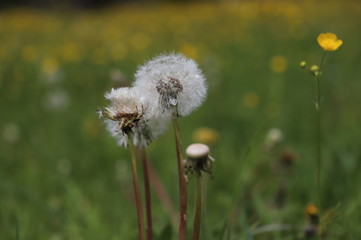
[
  {"left": 172, "top": 112, "right": 188, "bottom": 240},
  {"left": 139, "top": 148, "right": 153, "bottom": 240},
  {"left": 128, "top": 134, "right": 145, "bottom": 240},
  {"left": 192, "top": 175, "right": 202, "bottom": 240}
]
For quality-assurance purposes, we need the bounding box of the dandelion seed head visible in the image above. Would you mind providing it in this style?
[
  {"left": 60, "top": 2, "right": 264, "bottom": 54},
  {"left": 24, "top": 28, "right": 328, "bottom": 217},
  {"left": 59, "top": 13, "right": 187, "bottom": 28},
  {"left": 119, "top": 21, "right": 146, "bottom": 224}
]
[
  {"left": 100, "top": 87, "right": 169, "bottom": 147},
  {"left": 134, "top": 53, "right": 207, "bottom": 118}
]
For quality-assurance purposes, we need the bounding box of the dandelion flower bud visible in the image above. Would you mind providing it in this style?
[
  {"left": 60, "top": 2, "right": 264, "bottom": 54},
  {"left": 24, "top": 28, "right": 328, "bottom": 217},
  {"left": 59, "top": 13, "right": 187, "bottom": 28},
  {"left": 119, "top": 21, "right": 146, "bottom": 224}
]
[
  {"left": 184, "top": 143, "right": 215, "bottom": 177},
  {"left": 134, "top": 53, "right": 207, "bottom": 118}
]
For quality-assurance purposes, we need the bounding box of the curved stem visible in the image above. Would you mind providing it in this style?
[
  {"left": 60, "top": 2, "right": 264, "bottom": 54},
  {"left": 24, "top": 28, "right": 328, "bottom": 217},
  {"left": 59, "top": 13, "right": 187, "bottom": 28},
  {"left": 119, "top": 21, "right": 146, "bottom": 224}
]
[
  {"left": 139, "top": 148, "right": 153, "bottom": 240},
  {"left": 128, "top": 135, "right": 145, "bottom": 240},
  {"left": 192, "top": 176, "right": 202, "bottom": 240},
  {"left": 172, "top": 114, "right": 188, "bottom": 240}
]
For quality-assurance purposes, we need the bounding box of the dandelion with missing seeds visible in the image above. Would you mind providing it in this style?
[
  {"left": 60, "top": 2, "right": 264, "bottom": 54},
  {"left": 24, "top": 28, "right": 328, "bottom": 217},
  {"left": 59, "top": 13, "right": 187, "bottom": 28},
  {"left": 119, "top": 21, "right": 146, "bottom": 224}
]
[
  {"left": 99, "top": 86, "right": 169, "bottom": 240},
  {"left": 99, "top": 87, "right": 168, "bottom": 147}
]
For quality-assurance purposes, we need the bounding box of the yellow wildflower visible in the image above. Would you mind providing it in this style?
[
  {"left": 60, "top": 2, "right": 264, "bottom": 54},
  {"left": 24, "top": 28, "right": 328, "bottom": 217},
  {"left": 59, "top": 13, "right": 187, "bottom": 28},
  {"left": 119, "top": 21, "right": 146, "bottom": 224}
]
[
  {"left": 193, "top": 127, "right": 218, "bottom": 145},
  {"left": 269, "top": 55, "right": 288, "bottom": 73},
  {"left": 305, "top": 203, "right": 318, "bottom": 216},
  {"left": 242, "top": 92, "right": 260, "bottom": 109},
  {"left": 42, "top": 58, "right": 59, "bottom": 75},
  {"left": 317, "top": 33, "right": 343, "bottom": 51}
]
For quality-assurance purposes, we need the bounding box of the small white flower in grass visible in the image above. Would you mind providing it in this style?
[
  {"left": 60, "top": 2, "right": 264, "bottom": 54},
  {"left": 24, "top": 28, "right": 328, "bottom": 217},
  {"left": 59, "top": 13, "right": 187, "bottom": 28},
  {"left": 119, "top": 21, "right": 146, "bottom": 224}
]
[
  {"left": 264, "top": 128, "right": 284, "bottom": 151},
  {"left": 99, "top": 87, "right": 168, "bottom": 147},
  {"left": 134, "top": 53, "right": 207, "bottom": 118}
]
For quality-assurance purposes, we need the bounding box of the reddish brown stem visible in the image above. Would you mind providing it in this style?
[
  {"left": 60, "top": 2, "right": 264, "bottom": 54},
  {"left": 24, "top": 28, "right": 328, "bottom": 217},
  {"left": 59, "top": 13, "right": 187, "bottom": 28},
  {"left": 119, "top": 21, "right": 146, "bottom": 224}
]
[
  {"left": 192, "top": 176, "right": 202, "bottom": 240},
  {"left": 128, "top": 136, "right": 145, "bottom": 240},
  {"left": 172, "top": 115, "right": 188, "bottom": 240}
]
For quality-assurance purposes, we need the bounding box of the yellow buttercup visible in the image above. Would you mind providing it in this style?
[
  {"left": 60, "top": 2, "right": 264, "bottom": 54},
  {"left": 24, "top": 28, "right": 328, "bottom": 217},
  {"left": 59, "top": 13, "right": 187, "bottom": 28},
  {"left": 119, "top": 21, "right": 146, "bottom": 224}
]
[{"left": 317, "top": 32, "right": 343, "bottom": 51}]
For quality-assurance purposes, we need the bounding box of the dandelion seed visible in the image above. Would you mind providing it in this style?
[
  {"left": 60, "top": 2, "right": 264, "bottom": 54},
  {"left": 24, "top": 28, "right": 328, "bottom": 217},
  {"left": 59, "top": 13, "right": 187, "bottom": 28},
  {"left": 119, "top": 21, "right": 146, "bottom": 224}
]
[{"left": 134, "top": 53, "right": 207, "bottom": 118}]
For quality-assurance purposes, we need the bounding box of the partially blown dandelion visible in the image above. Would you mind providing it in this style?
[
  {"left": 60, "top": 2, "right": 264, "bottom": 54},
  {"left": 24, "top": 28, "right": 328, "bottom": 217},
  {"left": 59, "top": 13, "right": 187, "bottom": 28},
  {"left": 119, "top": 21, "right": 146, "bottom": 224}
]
[
  {"left": 99, "top": 87, "right": 168, "bottom": 147},
  {"left": 98, "top": 87, "right": 149, "bottom": 240}
]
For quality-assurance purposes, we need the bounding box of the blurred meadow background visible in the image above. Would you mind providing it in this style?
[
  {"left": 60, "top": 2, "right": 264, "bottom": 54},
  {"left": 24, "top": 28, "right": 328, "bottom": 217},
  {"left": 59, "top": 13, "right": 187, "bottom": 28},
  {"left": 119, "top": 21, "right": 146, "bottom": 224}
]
[{"left": 1, "top": 0, "right": 361, "bottom": 239}]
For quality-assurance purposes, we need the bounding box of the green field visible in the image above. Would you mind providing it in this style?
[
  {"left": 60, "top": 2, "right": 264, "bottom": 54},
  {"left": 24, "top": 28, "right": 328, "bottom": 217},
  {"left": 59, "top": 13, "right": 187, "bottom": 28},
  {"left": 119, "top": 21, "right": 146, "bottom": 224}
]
[{"left": 1, "top": 1, "right": 361, "bottom": 239}]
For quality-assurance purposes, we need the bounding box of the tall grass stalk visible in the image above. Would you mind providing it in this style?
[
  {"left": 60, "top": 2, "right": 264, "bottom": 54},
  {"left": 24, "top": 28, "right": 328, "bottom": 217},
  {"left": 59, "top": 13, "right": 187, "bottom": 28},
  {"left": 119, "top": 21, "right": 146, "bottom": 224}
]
[
  {"left": 172, "top": 112, "right": 188, "bottom": 240},
  {"left": 128, "top": 134, "right": 145, "bottom": 240}
]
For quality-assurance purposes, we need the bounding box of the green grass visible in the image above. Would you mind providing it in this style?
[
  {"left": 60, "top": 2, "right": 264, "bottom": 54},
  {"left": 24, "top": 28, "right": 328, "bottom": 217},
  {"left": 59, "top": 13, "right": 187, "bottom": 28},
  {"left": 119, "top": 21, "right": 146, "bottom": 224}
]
[{"left": 1, "top": 1, "right": 361, "bottom": 239}]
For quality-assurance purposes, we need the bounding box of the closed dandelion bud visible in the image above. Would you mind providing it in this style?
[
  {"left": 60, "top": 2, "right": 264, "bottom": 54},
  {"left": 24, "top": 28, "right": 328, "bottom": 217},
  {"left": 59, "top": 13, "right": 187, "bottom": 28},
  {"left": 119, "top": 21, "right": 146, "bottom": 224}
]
[
  {"left": 185, "top": 143, "right": 215, "bottom": 177},
  {"left": 134, "top": 53, "right": 207, "bottom": 119},
  {"left": 299, "top": 61, "right": 307, "bottom": 68}
]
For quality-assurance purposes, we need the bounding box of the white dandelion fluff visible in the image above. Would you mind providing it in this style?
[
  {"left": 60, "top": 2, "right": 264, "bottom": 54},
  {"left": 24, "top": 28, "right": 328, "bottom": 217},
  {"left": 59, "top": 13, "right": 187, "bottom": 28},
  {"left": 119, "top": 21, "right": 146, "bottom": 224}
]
[
  {"left": 133, "top": 53, "right": 207, "bottom": 118},
  {"left": 99, "top": 87, "right": 169, "bottom": 147}
]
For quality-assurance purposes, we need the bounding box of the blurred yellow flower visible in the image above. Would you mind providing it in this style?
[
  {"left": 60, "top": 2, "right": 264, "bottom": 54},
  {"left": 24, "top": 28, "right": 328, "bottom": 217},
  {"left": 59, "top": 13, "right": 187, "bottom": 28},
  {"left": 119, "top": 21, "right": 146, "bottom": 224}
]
[
  {"left": 42, "top": 58, "right": 59, "bottom": 75},
  {"left": 317, "top": 33, "right": 343, "bottom": 51},
  {"left": 193, "top": 127, "right": 218, "bottom": 145},
  {"left": 305, "top": 203, "right": 318, "bottom": 216},
  {"left": 269, "top": 55, "right": 288, "bottom": 73},
  {"left": 131, "top": 33, "right": 150, "bottom": 52},
  {"left": 111, "top": 44, "right": 128, "bottom": 61},
  {"left": 180, "top": 44, "right": 198, "bottom": 60},
  {"left": 59, "top": 42, "right": 82, "bottom": 62},
  {"left": 242, "top": 92, "right": 260, "bottom": 109}
]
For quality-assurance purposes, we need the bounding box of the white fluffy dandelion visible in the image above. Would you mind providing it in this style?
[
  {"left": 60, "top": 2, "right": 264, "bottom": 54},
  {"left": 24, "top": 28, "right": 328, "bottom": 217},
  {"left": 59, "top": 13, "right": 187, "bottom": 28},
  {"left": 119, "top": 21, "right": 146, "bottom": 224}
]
[
  {"left": 134, "top": 53, "right": 207, "bottom": 118},
  {"left": 99, "top": 87, "right": 168, "bottom": 147}
]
